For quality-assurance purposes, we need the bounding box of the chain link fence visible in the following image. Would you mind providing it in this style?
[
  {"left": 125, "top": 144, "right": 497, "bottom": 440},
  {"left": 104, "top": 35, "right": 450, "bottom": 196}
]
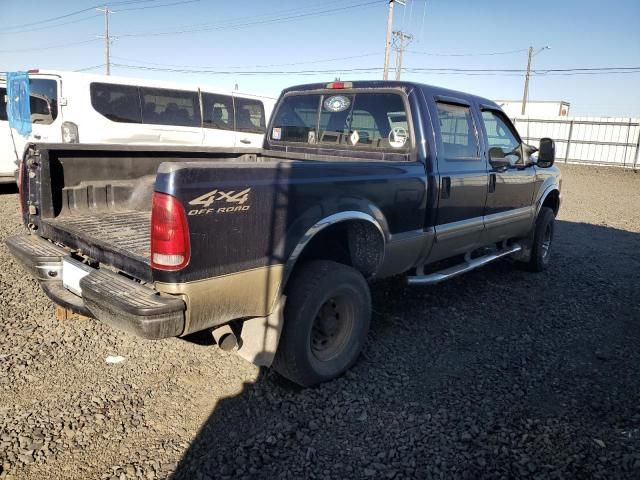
[{"left": 512, "top": 116, "right": 640, "bottom": 169}]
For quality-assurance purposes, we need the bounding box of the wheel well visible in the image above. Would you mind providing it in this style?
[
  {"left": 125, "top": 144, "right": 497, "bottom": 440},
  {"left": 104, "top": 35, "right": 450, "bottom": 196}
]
[
  {"left": 542, "top": 190, "right": 560, "bottom": 216},
  {"left": 294, "top": 220, "right": 384, "bottom": 278}
]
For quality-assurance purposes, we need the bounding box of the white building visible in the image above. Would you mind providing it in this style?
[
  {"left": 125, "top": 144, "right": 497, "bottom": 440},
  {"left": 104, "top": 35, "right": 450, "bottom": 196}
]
[{"left": 496, "top": 100, "right": 570, "bottom": 118}]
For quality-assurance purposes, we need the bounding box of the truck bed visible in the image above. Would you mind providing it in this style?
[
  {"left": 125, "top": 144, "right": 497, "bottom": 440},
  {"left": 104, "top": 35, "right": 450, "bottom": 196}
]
[
  {"left": 42, "top": 210, "right": 152, "bottom": 280},
  {"left": 23, "top": 145, "right": 263, "bottom": 282}
]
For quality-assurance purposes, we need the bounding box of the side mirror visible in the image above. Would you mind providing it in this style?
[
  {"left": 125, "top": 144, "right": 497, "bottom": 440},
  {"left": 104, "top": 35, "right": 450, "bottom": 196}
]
[
  {"left": 538, "top": 138, "right": 555, "bottom": 167},
  {"left": 488, "top": 147, "right": 510, "bottom": 170}
]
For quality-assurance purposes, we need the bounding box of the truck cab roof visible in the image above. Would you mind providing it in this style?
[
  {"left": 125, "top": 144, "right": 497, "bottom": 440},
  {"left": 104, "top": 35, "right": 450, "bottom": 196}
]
[{"left": 280, "top": 80, "right": 501, "bottom": 111}]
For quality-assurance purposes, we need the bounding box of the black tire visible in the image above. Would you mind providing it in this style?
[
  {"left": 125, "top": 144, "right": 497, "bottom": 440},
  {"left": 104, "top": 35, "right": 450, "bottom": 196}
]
[
  {"left": 526, "top": 207, "right": 555, "bottom": 272},
  {"left": 273, "top": 260, "right": 371, "bottom": 387}
]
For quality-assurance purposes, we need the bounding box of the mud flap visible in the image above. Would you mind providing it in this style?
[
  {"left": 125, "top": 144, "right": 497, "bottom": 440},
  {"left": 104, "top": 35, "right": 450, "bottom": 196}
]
[{"left": 236, "top": 296, "right": 286, "bottom": 367}]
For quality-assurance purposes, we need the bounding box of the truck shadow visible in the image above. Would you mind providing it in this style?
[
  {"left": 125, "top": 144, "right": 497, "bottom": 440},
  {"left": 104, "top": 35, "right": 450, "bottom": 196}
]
[
  {"left": 0, "top": 183, "right": 18, "bottom": 195},
  {"left": 170, "top": 220, "right": 640, "bottom": 479}
]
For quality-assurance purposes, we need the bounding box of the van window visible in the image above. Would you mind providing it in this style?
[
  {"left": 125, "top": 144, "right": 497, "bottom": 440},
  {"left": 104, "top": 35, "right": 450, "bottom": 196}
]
[
  {"left": 436, "top": 103, "right": 479, "bottom": 160},
  {"left": 91, "top": 83, "right": 142, "bottom": 123},
  {"left": 140, "top": 87, "right": 200, "bottom": 127},
  {"left": 0, "top": 87, "right": 7, "bottom": 121},
  {"left": 202, "top": 93, "right": 234, "bottom": 130},
  {"left": 29, "top": 79, "right": 58, "bottom": 125},
  {"left": 234, "top": 97, "right": 265, "bottom": 134}
]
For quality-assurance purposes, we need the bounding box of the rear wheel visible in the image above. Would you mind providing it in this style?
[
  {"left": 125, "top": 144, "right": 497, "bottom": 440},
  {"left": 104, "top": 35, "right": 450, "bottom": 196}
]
[
  {"left": 273, "top": 260, "right": 371, "bottom": 387},
  {"left": 525, "top": 207, "right": 555, "bottom": 272}
]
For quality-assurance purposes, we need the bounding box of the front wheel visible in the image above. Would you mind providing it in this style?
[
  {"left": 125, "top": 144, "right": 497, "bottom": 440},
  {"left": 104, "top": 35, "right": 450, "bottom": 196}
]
[
  {"left": 273, "top": 260, "right": 371, "bottom": 387},
  {"left": 525, "top": 207, "right": 555, "bottom": 272}
]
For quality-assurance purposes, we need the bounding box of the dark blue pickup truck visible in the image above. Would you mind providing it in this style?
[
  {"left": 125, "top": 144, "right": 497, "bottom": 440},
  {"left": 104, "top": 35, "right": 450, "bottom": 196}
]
[{"left": 6, "top": 80, "right": 561, "bottom": 386}]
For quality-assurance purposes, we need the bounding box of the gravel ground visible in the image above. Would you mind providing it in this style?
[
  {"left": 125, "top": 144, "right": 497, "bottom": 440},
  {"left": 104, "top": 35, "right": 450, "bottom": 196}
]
[{"left": 0, "top": 164, "right": 639, "bottom": 479}]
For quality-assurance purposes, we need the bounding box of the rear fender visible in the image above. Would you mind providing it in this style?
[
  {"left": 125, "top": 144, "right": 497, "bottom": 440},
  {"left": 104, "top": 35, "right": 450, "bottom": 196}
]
[{"left": 281, "top": 200, "right": 389, "bottom": 285}]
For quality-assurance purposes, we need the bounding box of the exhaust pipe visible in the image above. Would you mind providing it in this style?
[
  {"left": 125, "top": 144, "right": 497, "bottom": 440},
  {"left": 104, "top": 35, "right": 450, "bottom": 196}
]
[{"left": 211, "top": 324, "right": 238, "bottom": 351}]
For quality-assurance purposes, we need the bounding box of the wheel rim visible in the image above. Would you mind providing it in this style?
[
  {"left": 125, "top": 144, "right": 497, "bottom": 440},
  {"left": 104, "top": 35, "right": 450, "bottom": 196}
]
[
  {"left": 542, "top": 223, "right": 552, "bottom": 260},
  {"left": 310, "top": 294, "right": 355, "bottom": 362}
]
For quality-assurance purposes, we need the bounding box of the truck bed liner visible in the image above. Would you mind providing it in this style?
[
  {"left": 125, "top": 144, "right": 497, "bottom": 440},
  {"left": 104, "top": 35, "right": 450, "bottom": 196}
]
[{"left": 42, "top": 210, "right": 152, "bottom": 280}]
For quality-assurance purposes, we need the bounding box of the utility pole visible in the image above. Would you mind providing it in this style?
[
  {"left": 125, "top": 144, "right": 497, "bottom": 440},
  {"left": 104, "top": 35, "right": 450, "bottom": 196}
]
[
  {"left": 393, "top": 31, "right": 413, "bottom": 80},
  {"left": 97, "top": 6, "right": 111, "bottom": 75},
  {"left": 383, "top": 0, "right": 405, "bottom": 80},
  {"left": 383, "top": 1, "right": 395, "bottom": 80},
  {"left": 521, "top": 46, "right": 533, "bottom": 115},
  {"left": 521, "top": 46, "right": 550, "bottom": 115}
]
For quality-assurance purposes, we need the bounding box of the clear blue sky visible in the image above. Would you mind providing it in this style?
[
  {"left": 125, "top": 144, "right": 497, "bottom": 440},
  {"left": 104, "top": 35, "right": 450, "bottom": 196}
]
[{"left": 2, "top": 0, "right": 639, "bottom": 117}]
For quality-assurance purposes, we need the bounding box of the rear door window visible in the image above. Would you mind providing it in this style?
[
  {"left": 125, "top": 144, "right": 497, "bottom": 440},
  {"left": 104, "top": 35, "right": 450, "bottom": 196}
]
[
  {"left": 140, "top": 87, "right": 200, "bottom": 127},
  {"left": 0, "top": 87, "right": 7, "bottom": 121},
  {"left": 436, "top": 103, "right": 479, "bottom": 160},
  {"left": 271, "top": 91, "right": 411, "bottom": 150},
  {"left": 202, "top": 92, "right": 234, "bottom": 130},
  {"left": 29, "top": 78, "right": 58, "bottom": 125},
  {"left": 234, "top": 97, "right": 266, "bottom": 134},
  {"left": 91, "top": 82, "right": 142, "bottom": 123}
]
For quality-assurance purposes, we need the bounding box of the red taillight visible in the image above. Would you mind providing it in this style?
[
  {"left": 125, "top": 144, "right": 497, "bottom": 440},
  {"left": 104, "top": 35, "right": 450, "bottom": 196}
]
[{"left": 150, "top": 192, "right": 190, "bottom": 271}]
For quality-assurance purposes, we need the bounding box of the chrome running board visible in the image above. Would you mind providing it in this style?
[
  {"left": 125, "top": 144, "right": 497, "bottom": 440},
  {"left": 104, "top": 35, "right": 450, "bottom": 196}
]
[{"left": 407, "top": 243, "right": 522, "bottom": 286}]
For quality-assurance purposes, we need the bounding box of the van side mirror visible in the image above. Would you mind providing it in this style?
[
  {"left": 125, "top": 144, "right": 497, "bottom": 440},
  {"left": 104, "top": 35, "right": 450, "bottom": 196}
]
[
  {"left": 488, "top": 147, "right": 510, "bottom": 170},
  {"left": 538, "top": 138, "right": 555, "bottom": 167}
]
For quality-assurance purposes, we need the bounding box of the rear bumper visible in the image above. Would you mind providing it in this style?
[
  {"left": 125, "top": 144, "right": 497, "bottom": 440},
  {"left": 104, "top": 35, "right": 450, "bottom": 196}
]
[{"left": 5, "top": 234, "right": 185, "bottom": 339}]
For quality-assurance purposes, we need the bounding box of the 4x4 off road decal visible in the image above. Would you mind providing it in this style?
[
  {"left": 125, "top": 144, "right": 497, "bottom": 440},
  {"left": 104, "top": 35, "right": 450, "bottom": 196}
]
[{"left": 187, "top": 188, "right": 251, "bottom": 215}]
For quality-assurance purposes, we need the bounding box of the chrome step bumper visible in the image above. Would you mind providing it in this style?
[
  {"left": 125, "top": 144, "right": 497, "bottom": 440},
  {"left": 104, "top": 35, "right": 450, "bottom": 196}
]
[{"left": 407, "top": 244, "right": 522, "bottom": 285}]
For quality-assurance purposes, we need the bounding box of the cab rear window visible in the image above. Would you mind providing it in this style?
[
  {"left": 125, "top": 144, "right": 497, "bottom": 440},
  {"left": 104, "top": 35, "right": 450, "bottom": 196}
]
[{"left": 270, "top": 92, "right": 411, "bottom": 151}]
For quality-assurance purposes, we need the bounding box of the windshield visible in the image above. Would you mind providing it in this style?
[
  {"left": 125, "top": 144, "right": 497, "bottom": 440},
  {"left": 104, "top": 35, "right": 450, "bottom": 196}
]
[{"left": 270, "top": 91, "right": 411, "bottom": 151}]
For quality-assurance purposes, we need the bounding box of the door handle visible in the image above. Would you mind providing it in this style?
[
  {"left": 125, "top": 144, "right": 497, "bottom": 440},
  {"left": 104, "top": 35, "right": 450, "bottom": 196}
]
[
  {"left": 239, "top": 138, "right": 251, "bottom": 144},
  {"left": 33, "top": 134, "right": 41, "bottom": 140},
  {"left": 441, "top": 177, "right": 451, "bottom": 199},
  {"left": 489, "top": 173, "right": 497, "bottom": 193}
]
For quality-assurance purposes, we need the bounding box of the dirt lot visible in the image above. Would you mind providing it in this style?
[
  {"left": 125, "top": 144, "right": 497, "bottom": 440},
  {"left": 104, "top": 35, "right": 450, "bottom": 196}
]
[{"left": 0, "top": 164, "right": 639, "bottom": 479}]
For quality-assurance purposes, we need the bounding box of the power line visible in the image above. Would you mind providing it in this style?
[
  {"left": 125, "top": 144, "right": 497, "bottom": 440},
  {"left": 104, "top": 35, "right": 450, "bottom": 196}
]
[
  {"left": 74, "top": 64, "right": 107, "bottom": 72},
  {"left": 0, "top": 13, "right": 102, "bottom": 35},
  {"left": 418, "top": 0, "right": 427, "bottom": 42},
  {"left": 113, "top": 0, "right": 351, "bottom": 35},
  {"left": 114, "top": 0, "right": 200, "bottom": 12},
  {"left": 406, "top": 48, "right": 529, "bottom": 56},
  {"left": 0, "top": 39, "right": 101, "bottom": 54},
  {"left": 3, "top": 0, "right": 199, "bottom": 35},
  {"left": 110, "top": 63, "right": 640, "bottom": 76},
  {"left": 111, "top": 52, "right": 381, "bottom": 69},
  {"left": 116, "top": 1, "right": 382, "bottom": 38},
  {"left": 112, "top": 63, "right": 384, "bottom": 75},
  {"left": 4, "top": 0, "right": 160, "bottom": 31}
]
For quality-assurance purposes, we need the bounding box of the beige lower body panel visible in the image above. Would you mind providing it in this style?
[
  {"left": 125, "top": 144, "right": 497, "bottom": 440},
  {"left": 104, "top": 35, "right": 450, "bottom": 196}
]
[
  {"left": 156, "top": 264, "right": 284, "bottom": 336},
  {"left": 481, "top": 207, "right": 534, "bottom": 245}
]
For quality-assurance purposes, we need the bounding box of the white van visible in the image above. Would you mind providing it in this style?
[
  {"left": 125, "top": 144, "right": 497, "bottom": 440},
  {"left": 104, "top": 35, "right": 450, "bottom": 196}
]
[
  {"left": 2, "top": 70, "right": 276, "bottom": 181},
  {"left": 1, "top": 80, "right": 20, "bottom": 184}
]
